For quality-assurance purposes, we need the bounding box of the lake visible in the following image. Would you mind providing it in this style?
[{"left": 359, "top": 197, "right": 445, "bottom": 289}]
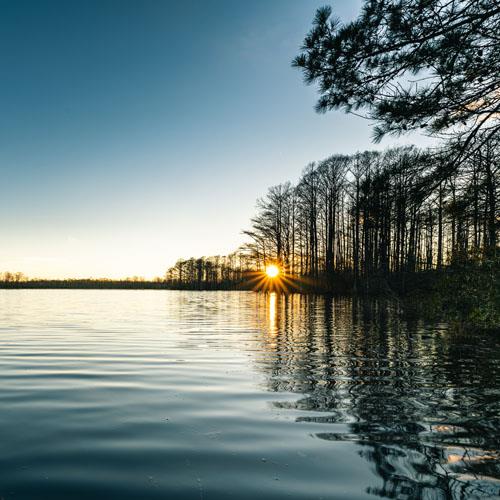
[{"left": 0, "top": 290, "right": 499, "bottom": 499}]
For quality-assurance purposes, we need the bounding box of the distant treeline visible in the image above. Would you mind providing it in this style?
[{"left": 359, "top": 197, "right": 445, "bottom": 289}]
[
  {"left": 164, "top": 254, "right": 254, "bottom": 290},
  {"left": 0, "top": 274, "right": 161, "bottom": 289},
  {"left": 0, "top": 279, "right": 164, "bottom": 290},
  {"left": 0, "top": 273, "right": 253, "bottom": 291}
]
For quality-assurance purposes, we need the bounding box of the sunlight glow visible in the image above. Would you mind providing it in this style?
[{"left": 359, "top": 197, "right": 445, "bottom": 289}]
[{"left": 265, "top": 264, "right": 280, "bottom": 278}]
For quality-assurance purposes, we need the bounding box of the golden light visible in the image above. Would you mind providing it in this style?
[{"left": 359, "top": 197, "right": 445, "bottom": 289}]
[
  {"left": 246, "top": 263, "right": 294, "bottom": 293},
  {"left": 265, "top": 264, "right": 280, "bottom": 278}
]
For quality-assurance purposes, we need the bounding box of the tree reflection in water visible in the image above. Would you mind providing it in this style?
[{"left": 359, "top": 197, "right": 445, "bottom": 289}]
[{"left": 256, "top": 293, "right": 500, "bottom": 499}]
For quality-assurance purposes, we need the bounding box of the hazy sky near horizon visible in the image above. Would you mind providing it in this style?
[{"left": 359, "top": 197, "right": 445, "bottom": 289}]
[{"left": 1, "top": 0, "right": 434, "bottom": 279}]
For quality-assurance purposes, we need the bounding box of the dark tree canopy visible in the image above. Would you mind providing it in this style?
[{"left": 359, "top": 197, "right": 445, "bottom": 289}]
[{"left": 293, "top": 0, "right": 500, "bottom": 152}]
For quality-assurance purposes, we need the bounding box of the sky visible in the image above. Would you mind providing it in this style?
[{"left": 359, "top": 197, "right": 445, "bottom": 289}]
[{"left": 0, "top": 0, "right": 434, "bottom": 279}]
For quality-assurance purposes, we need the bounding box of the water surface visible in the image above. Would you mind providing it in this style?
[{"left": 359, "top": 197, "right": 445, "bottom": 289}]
[{"left": 0, "top": 290, "right": 499, "bottom": 499}]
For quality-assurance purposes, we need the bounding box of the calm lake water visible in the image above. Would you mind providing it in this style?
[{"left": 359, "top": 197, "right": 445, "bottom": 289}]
[{"left": 0, "top": 290, "right": 499, "bottom": 499}]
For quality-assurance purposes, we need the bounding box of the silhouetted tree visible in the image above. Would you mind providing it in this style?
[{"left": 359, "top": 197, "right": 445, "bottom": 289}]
[{"left": 293, "top": 2, "right": 500, "bottom": 160}]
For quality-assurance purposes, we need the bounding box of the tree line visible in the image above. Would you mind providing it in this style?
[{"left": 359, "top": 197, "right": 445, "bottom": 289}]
[
  {"left": 164, "top": 138, "right": 497, "bottom": 293},
  {"left": 243, "top": 140, "right": 498, "bottom": 290},
  {"left": 0, "top": 273, "right": 168, "bottom": 289},
  {"left": 164, "top": 254, "right": 254, "bottom": 290}
]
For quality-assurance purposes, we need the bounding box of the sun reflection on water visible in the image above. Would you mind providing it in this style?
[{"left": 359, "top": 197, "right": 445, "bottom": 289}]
[{"left": 268, "top": 292, "right": 277, "bottom": 337}]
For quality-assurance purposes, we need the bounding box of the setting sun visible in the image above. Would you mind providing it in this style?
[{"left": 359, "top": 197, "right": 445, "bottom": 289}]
[{"left": 265, "top": 264, "right": 280, "bottom": 278}]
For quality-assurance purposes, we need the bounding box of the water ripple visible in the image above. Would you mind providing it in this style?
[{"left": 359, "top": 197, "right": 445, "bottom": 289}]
[{"left": 0, "top": 290, "right": 498, "bottom": 499}]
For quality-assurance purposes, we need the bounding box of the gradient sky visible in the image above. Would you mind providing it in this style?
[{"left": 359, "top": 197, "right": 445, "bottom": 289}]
[{"left": 1, "top": 0, "right": 434, "bottom": 279}]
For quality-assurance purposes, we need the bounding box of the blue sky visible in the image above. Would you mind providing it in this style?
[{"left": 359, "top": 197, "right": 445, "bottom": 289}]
[{"left": 0, "top": 0, "right": 433, "bottom": 278}]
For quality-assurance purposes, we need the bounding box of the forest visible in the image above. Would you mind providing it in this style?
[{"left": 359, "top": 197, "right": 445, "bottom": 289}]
[{"left": 163, "top": 139, "right": 498, "bottom": 326}]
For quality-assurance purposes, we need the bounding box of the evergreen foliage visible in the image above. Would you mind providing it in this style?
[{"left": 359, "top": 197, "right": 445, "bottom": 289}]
[{"left": 293, "top": 1, "right": 500, "bottom": 159}]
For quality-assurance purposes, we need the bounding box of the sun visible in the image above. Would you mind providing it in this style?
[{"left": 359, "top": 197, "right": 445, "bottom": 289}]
[{"left": 265, "top": 264, "right": 280, "bottom": 278}]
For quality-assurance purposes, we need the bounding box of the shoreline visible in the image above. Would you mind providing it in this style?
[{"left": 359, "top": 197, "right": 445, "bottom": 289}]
[{"left": 1, "top": 272, "right": 497, "bottom": 334}]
